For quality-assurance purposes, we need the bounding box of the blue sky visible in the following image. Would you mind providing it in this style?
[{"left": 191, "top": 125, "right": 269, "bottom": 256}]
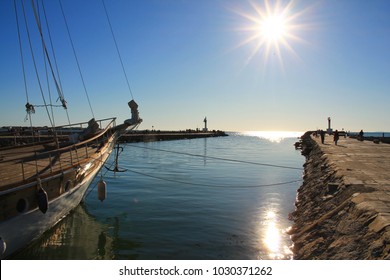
[{"left": 1, "top": 0, "right": 389, "bottom": 132}]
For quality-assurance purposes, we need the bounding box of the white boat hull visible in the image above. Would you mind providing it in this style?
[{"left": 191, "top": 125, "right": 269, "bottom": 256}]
[{"left": 0, "top": 137, "right": 115, "bottom": 259}]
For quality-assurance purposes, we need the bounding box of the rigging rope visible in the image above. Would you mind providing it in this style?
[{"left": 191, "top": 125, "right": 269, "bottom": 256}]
[
  {"left": 14, "top": 0, "right": 28, "bottom": 104},
  {"left": 30, "top": 104, "right": 64, "bottom": 108},
  {"left": 102, "top": 0, "right": 134, "bottom": 100},
  {"left": 14, "top": 0, "right": 34, "bottom": 129},
  {"left": 31, "top": 0, "right": 66, "bottom": 113},
  {"left": 21, "top": 0, "right": 54, "bottom": 128},
  {"left": 125, "top": 144, "right": 303, "bottom": 170},
  {"left": 41, "top": 0, "right": 71, "bottom": 125},
  {"left": 41, "top": 0, "right": 64, "bottom": 95},
  {"left": 36, "top": 1, "right": 56, "bottom": 127},
  {"left": 58, "top": 0, "right": 95, "bottom": 119}
]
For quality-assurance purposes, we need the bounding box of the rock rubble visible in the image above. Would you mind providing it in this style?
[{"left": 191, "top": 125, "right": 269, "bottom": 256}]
[{"left": 289, "top": 132, "right": 390, "bottom": 259}]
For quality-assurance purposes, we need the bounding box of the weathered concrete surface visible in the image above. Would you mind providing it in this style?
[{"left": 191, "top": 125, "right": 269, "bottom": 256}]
[{"left": 289, "top": 133, "right": 390, "bottom": 259}]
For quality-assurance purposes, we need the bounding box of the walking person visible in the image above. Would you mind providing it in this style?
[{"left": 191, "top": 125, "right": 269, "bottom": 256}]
[{"left": 334, "top": 130, "right": 339, "bottom": 145}]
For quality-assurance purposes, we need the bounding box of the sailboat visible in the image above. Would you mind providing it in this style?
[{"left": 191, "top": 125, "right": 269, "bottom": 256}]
[{"left": 0, "top": 1, "right": 142, "bottom": 259}]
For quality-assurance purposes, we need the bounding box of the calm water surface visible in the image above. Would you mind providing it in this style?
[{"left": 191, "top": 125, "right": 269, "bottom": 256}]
[{"left": 13, "top": 132, "right": 304, "bottom": 260}]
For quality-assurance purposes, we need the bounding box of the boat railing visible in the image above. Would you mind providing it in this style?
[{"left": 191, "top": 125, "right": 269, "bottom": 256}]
[
  {"left": 0, "top": 117, "right": 117, "bottom": 147},
  {"left": 54, "top": 117, "right": 116, "bottom": 134},
  {"left": 0, "top": 118, "right": 118, "bottom": 189}
]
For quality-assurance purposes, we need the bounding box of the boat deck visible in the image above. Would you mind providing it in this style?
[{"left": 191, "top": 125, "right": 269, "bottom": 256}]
[{"left": 0, "top": 140, "right": 103, "bottom": 191}]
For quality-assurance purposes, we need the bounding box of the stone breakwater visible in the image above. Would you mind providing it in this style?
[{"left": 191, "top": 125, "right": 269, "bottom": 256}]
[
  {"left": 289, "top": 132, "right": 390, "bottom": 259},
  {"left": 118, "top": 130, "right": 228, "bottom": 143}
]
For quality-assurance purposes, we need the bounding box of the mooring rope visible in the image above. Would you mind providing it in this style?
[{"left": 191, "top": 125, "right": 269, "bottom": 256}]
[
  {"left": 126, "top": 168, "right": 303, "bottom": 188},
  {"left": 84, "top": 142, "right": 303, "bottom": 192},
  {"left": 86, "top": 139, "right": 303, "bottom": 196},
  {"left": 125, "top": 143, "right": 303, "bottom": 170}
]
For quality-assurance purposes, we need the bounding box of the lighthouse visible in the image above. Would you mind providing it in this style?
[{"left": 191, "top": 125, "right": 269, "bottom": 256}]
[
  {"left": 203, "top": 117, "right": 208, "bottom": 132},
  {"left": 327, "top": 117, "right": 333, "bottom": 134}
]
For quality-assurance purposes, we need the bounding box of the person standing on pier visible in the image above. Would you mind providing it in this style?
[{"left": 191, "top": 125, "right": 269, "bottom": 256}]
[
  {"left": 320, "top": 130, "right": 325, "bottom": 144},
  {"left": 358, "top": 129, "right": 364, "bottom": 141},
  {"left": 334, "top": 130, "right": 339, "bottom": 145}
]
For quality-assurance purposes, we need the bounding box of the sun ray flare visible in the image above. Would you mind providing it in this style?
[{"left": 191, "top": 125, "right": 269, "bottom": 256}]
[{"left": 230, "top": 0, "right": 313, "bottom": 72}]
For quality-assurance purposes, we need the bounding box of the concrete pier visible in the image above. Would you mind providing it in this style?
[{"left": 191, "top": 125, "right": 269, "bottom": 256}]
[
  {"left": 0, "top": 130, "right": 228, "bottom": 147},
  {"left": 290, "top": 133, "right": 390, "bottom": 259},
  {"left": 118, "top": 130, "right": 228, "bottom": 143}
]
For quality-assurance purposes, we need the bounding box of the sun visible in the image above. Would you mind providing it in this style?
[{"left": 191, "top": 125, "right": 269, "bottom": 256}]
[
  {"left": 231, "top": 0, "right": 308, "bottom": 69},
  {"left": 260, "top": 14, "right": 288, "bottom": 43}
]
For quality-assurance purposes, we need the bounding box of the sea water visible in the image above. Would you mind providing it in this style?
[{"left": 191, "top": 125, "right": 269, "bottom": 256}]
[{"left": 12, "top": 131, "right": 305, "bottom": 260}]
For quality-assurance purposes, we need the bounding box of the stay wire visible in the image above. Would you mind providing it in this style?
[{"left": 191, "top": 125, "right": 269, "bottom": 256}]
[
  {"left": 31, "top": 0, "right": 66, "bottom": 114},
  {"left": 31, "top": 0, "right": 71, "bottom": 127},
  {"left": 125, "top": 144, "right": 303, "bottom": 170},
  {"left": 102, "top": 0, "right": 134, "bottom": 100},
  {"left": 14, "top": 0, "right": 33, "bottom": 129},
  {"left": 41, "top": 0, "right": 70, "bottom": 125},
  {"left": 36, "top": 1, "right": 55, "bottom": 127},
  {"left": 21, "top": 0, "right": 54, "bottom": 128},
  {"left": 58, "top": 0, "right": 95, "bottom": 119},
  {"left": 41, "top": 0, "right": 64, "bottom": 96}
]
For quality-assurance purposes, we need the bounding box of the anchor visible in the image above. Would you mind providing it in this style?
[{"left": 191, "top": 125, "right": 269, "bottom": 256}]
[{"left": 105, "top": 143, "right": 127, "bottom": 173}]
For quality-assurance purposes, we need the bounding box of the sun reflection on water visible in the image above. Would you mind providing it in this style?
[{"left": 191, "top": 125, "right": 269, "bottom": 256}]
[
  {"left": 262, "top": 210, "right": 292, "bottom": 259},
  {"left": 242, "top": 131, "right": 302, "bottom": 143}
]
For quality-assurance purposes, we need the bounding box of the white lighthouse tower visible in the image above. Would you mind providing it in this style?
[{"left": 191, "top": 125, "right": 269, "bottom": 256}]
[{"left": 327, "top": 117, "right": 333, "bottom": 134}]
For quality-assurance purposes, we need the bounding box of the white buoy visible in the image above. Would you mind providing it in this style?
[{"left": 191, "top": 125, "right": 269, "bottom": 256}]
[
  {"left": 0, "top": 237, "right": 6, "bottom": 256},
  {"left": 97, "top": 179, "right": 106, "bottom": 202}
]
